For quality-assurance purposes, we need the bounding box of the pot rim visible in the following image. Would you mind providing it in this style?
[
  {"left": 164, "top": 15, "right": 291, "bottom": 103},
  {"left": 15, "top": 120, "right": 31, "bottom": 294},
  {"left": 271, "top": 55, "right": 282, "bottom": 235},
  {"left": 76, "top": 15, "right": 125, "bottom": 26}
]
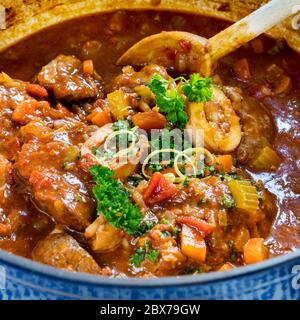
[{"left": 1, "top": 249, "right": 299, "bottom": 287}]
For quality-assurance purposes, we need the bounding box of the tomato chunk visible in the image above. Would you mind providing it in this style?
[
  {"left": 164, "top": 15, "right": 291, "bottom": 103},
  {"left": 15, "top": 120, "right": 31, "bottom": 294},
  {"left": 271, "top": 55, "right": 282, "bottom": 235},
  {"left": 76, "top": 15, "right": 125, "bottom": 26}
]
[
  {"left": 143, "top": 172, "right": 178, "bottom": 205},
  {"left": 177, "top": 216, "right": 213, "bottom": 236}
]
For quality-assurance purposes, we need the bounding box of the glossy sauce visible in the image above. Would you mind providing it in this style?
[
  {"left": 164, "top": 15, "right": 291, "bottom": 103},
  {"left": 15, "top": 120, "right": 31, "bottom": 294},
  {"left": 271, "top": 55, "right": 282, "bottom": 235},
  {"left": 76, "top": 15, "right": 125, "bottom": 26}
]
[{"left": 0, "top": 10, "right": 299, "bottom": 269}]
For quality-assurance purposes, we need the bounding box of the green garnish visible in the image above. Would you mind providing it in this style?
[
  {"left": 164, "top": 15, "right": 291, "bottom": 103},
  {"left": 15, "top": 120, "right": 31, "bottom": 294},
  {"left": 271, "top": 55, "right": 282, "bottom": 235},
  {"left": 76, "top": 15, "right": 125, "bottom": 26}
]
[
  {"left": 129, "top": 248, "right": 145, "bottom": 267},
  {"left": 147, "top": 73, "right": 213, "bottom": 129},
  {"left": 130, "top": 244, "right": 160, "bottom": 267},
  {"left": 182, "top": 74, "right": 213, "bottom": 103},
  {"left": 145, "top": 250, "right": 160, "bottom": 263},
  {"left": 219, "top": 195, "right": 235, "bottom": 209},
  {"left": 90, "top": 165, "right": 144, "bottom": 236},
  {"left": 148, "top": 74, "right": 187, "bottom": 129}
]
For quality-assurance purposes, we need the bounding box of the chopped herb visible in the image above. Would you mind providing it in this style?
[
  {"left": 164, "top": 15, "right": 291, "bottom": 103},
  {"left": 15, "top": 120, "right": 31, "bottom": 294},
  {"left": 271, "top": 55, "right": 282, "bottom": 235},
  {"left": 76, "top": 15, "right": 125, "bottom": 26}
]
[
  {"left": 182, "top": 74, "right": 213, "bottom": 103},
  {"left": 145, "top": 249, "right": 160, "bottom": 263},
  {"left": 90, "top": 165, "right": 144, "bottom": 236},
  {"left": 183, "top": 177, "right": 190, "bottom": 187},
  {"left": 219, "top": 195, "right": 235, "bottom": 209},
  {"left": 130, "top": 243, "right": 160, "bottom": 266},
  {"left": 129, "top": 248, "right": 145, "bottom": 267},
  {"left": 172, "top": 226, "right": 179, "bottom": 237},
  {"left": 147, "top": 163, "right": 164, "bottom": 172},
  {"left": 127, "top": 175, "right": 143, "bottom": 187},
  {"left": 227, "top": 240, "right": 238, "bottom": 262},
  {"left": 92, "top": 146, "right": 98, "bottom": 155},
  {"left": 160, "top": 219, "right": 170, "bottom": 224}
]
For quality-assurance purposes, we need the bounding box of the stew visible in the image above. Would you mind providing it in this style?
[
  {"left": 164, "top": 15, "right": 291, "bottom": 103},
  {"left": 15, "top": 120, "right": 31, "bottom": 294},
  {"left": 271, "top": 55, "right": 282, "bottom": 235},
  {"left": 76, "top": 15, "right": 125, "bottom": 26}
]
[{"left": 0, "top": 11, "right": 299, "bottom": 277}]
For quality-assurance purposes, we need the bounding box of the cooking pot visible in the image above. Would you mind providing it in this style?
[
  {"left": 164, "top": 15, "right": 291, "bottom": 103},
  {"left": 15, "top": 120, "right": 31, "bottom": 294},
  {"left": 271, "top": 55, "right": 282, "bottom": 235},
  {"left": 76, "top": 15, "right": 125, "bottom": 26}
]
[{"left": 0, "top": 0, "right": 299, "bottom": 300}]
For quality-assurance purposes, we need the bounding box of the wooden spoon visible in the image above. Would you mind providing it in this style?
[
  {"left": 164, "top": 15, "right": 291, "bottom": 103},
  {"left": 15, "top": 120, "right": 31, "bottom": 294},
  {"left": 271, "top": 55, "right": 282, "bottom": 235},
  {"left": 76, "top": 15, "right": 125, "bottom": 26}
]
[{"left": 118, "top": 0, "right": 300, "bottom": 76}]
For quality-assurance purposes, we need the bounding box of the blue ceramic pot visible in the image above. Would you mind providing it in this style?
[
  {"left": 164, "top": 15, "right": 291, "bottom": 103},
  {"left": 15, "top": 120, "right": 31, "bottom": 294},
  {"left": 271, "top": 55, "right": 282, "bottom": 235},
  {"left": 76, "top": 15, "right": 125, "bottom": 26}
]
[{"left": 0, "top": 249, "right": 299, "bottom": 300}]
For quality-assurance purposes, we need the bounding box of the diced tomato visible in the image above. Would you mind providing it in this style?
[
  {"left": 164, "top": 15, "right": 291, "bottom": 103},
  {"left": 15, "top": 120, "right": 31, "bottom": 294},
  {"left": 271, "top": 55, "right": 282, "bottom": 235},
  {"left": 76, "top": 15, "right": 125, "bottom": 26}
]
[
  {"left": 143, "top": 172, "right": 178, "bottom": 205},
  {"left": 177, "top": 216, "right": 213, "bottom": 236},
  {"left": 132, "top": 111, "right": 166, "bottom": 131},
  {"left": 78, "top": 154, "right": 97, "bottom": 171}
]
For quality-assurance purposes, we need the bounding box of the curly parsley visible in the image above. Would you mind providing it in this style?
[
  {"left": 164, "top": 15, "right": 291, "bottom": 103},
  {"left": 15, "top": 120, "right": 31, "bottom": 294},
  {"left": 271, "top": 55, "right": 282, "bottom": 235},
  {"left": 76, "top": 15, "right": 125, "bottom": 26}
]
[
  {"left": 90, "top": 165, "right": 146, "bottom": 236},
  {"left": 147, "top": 73, "right": 212, "bottom": 129}
]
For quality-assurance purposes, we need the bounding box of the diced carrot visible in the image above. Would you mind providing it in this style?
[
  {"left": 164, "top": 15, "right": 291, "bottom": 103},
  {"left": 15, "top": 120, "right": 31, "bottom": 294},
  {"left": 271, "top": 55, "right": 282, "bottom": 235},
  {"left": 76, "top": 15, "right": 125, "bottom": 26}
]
[
  {"left": 234, "top": 58, "right": 251, "bottom": 80},
  {"left": 83, "top": 59, "right": 94, "bottom": 75},
  {"left": 177, "top": 216, "right": 213, "bottom": 236},
  {"left": 25, "top": 83, "right": 48, "bottom": 99},
  {"left": 12, "top": 100, "right": 39, "bottom": 124},
  {"left": 219, "top": 262, "right": 235, "bottom": 271},
  {"left": 87, "top": 108, "right": 112, "bottom": 127},
  {"left": 132, "top": 111, "right": 167, "bottom": 131},
  {"left": 143, "top": 172, "right": 178, "bottom": 205},
  {"left": 214, "top": 155, "right": 233, "bottom": 173},
  {"left": 55, "top": 103, "right": 71, "bottom": 117},
  {"left": 243, "top": 238, "right": 267, "bottom": 265},
  {"left": 181, "top": 224, "right": 207, "bottom": 263}
]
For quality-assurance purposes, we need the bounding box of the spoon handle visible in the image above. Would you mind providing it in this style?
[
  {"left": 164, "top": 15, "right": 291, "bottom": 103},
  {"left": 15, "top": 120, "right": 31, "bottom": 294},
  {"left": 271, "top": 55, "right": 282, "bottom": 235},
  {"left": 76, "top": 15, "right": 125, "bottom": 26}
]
[{"left": 209, "top": 0, "right": 300, "bottom": 63}]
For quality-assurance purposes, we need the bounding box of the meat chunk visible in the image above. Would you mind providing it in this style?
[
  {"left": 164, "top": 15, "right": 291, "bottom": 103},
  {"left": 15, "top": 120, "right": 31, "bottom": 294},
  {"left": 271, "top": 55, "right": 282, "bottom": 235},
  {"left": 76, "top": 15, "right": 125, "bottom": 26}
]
[
  {"left": 37, "top": 55, "right": 103, "bottom": 101},
  {"left": 15, "top": 122, "right": 92, "bottom": 231},
  {"left": 33, "top": 231, "right": 102, "bottom": 274},
  {"left": 109, "top": 64, "right": 171, "bottom": 92}
]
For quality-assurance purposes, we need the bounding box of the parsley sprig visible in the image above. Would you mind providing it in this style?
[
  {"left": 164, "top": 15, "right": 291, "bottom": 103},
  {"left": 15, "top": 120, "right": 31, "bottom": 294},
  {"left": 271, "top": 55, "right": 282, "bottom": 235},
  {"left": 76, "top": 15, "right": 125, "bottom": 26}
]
[
  {"left": 90, "top": 165, "right": 147, "bottom": 236},
  {"left": 147, "top": 73, "right": 212, "bottom": 129}
]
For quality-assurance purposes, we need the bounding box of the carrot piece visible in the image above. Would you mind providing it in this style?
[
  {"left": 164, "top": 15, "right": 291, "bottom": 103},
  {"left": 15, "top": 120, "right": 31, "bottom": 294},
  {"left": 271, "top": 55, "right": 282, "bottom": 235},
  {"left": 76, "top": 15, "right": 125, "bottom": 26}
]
[
  {"left": 214, "top": 155, "right": 233, "bottom": 173},
  {"left": 177, "top": 216, "right": 213, "bottom": 236},
  {"left": 243, "top": 238, "right": 267, "bottom": 265},
  {"left": 219, "top": 262, "right": 235, "bottom": 271},
  {"left": 234, "top": 58, "right": 251, "bottom": 80},
  {"left": 143, "top": 172, "right": 178, "bottom": 205},
  {"left": 181, "top": 224, "right": 207, "bottom": 263},
  {"left": 25, "top": 83, "right": 48, "bottom": 99},
  {"left": 87, "top": 108, "right": 112, "bottom": 127},
  {"left": 83, "top": 59, "right": 94, "bottom": 75},
  {"left": 132, "top": 111, "right": 167, "bottom": 131}
]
